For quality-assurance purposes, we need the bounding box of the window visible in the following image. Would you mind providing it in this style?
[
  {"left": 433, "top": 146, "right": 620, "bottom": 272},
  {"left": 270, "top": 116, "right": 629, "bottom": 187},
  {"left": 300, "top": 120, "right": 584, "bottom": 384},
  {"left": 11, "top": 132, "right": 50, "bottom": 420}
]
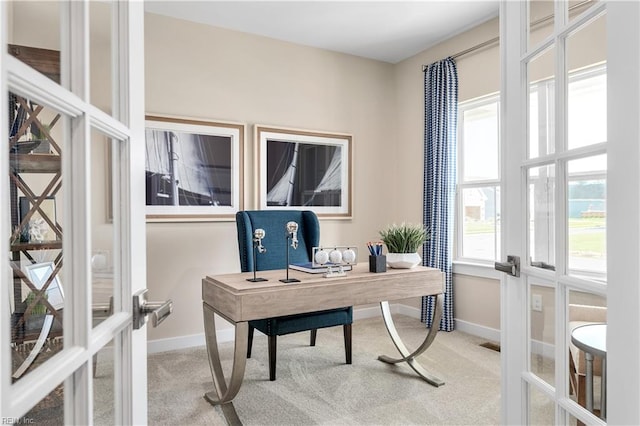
[
  {"left": 456, "top": 64, "right": 606, "bottom": 268},
  {"left": 456, "top": 96, "right": 501, "bottom": 262}
]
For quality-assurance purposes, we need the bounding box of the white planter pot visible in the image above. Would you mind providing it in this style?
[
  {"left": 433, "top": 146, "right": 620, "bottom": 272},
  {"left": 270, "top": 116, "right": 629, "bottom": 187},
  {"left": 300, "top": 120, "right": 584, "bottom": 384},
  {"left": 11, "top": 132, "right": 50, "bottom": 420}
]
[{"left": 386, "top": 252, "right": 421, "bottom": 269}]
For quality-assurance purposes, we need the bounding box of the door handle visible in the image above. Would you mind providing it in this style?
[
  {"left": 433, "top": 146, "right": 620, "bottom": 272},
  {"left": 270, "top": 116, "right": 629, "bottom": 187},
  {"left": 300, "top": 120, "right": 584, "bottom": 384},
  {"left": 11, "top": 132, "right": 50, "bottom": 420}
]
[
  {"left": 133, "top": 289, "right": 173, "bottom": 329},
  {"left": 531, "top": 261, "right": 556, "bottom": 271},
  {"left": 494, "top": 255, "right": 520, "bottom": 277}
]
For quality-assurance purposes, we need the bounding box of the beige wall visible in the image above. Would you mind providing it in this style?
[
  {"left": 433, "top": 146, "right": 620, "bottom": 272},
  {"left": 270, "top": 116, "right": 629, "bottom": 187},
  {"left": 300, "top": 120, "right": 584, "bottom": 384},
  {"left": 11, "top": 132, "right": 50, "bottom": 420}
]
[{"left": 144, "top": 14, "right": 398, "bottom": 340}]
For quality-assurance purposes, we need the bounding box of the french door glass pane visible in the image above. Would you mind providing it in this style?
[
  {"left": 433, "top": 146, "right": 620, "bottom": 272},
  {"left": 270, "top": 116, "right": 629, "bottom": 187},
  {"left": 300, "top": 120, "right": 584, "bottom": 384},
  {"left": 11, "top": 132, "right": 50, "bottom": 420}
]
[
  {"left": 90, "top": 1, "right": 115, "bottom": 116},
  {"left": 529, "top": 383, "right": 555, "bottom": 425},
  {"left": 530, "top": 281, "right": 555, "bottom": 386},
  {"left": 528, "top": 46, "right": 556, "bottom": 159},
  {"left": 529, "top": 0, "right": 555, "bottom": 48},
  {"left": 461, "top": 186, "right": 500, "bottom": 260},
  {"left": 7, "top": 1, "right": 63, "bottom": 85},
  {"left": 567, "top": 12, "right": 607, "bottom": 151},
  {"left": 8, "top": 92, "right": 67, "bottom": 380},
  {"left": 568, "top": 290, "right": 607, "bottom": 417},
  {"left": 94, "top": 339, "right": 115, "bottom": 425},
  {"left": 528, "top": 164, "right": 556, "bottom": 269},
  {"left": 91, "top": 129, "right": 119, "bottom": 326},
  {"left": 462, "top": 102, "right": 499, "bottom": 181},
  {"left": 567, "top": 155, "right": 606, "bottom": 278},
  {"left": 23, "top": 382, "right": 65, "bottom": 424},
  {"left": 569, "top": 0, "right": 601, "bottom": 25}
]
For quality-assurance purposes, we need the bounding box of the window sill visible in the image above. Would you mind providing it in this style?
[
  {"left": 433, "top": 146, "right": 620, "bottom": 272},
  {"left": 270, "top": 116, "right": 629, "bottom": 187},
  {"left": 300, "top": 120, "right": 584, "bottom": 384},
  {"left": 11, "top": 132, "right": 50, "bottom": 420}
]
[{"left": 453, "top": 260, "right": 502, "bottom": 280}]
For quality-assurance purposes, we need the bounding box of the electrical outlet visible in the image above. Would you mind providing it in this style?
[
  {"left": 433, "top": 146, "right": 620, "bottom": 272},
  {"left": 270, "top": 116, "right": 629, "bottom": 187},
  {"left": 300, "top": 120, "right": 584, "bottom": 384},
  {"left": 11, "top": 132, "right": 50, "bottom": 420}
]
[{"left": 532, "top": 294, "right": 543, "bottom": 312}]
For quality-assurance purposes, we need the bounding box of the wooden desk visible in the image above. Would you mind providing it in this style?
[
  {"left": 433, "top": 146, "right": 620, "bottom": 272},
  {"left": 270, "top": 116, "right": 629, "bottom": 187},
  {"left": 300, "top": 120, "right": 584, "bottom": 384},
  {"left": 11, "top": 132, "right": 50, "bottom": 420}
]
[{"left": 202, "top": 263, "right": 444, "bottom": 424}]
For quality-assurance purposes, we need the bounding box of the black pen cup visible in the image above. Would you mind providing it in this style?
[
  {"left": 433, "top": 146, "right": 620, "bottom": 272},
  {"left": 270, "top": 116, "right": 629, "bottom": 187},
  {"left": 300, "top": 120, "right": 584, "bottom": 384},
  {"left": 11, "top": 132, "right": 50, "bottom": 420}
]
[{"left": 369, "top": 255, "right": 387, "bottom": 273}]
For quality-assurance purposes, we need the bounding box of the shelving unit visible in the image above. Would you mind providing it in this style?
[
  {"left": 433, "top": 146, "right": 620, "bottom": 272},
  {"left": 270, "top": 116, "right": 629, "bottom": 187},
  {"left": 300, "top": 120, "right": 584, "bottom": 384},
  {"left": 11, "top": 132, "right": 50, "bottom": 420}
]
[{"left": 8, "top": 102, "right": 64, "bottom": 349}]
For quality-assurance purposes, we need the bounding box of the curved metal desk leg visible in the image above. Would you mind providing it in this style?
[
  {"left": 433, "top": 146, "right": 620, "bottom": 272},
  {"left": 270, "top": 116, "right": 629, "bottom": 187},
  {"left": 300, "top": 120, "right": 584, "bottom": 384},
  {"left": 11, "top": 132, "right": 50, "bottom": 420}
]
[
  {"left": 202, "top": 303, "right": 248, "bottom": 425},
  {"left": 377, "top": 295, "right": 444, "bottom": 387}
]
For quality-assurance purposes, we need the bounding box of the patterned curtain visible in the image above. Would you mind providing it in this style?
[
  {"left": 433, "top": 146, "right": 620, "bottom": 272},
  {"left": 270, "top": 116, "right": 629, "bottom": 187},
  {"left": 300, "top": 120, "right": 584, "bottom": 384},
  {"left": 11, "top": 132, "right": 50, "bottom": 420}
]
[{"left": 421, "top": 57, "right": 458, "bottom": 332}]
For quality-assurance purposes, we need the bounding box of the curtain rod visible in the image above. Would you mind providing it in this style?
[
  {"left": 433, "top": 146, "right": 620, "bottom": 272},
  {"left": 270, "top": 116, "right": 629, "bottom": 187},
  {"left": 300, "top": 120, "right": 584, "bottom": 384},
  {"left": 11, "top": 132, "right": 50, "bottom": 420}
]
[{"left": 422, "top": 0, "right": 593, "bottom": 72}]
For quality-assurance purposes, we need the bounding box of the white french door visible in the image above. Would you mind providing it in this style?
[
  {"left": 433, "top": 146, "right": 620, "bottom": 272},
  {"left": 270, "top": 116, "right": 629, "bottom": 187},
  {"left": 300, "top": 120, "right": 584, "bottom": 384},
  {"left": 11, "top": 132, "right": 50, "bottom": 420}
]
[
  {"left": 500, "top": 0, "right": 640, "bottom": 425},
  {"left": 1, "top": 1, "right": 147, "bottom": 424}
]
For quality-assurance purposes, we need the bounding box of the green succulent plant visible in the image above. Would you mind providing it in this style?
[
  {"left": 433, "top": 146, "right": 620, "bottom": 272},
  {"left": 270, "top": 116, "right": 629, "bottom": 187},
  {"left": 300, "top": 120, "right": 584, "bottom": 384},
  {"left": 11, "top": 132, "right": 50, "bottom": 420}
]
[{"left": 379, "top": 222, "right": 430, "bottom": 253}]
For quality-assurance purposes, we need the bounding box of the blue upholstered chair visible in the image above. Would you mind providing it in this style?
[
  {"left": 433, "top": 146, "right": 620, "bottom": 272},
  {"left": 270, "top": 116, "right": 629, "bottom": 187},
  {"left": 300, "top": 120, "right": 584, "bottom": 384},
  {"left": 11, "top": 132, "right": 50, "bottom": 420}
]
[{"left": 236, "top": 210, "right": 353, "bottom": 381}]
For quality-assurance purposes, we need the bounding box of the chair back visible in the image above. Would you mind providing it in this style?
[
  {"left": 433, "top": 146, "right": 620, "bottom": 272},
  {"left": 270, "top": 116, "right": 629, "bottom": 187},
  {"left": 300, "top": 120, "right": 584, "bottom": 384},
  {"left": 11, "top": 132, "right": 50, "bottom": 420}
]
[{"left": 236, "top": 210, "right": 320, "bottom": 272}]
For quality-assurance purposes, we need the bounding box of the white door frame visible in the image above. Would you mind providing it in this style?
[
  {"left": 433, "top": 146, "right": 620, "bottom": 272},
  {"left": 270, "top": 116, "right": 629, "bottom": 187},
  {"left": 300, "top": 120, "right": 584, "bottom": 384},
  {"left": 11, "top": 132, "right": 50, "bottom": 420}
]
[
  {"left": 500, "top": 0, "right": 640, "bottom": 424},
  {"left": 605, "top": 1, "right": 640, "bottom": 423}
]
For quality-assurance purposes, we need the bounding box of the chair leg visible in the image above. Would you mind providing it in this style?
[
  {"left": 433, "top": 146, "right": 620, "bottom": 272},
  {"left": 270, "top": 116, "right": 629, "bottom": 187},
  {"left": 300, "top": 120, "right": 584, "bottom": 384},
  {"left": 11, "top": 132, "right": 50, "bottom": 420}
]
[
  {"left": 310, "top": 329, "right": 317, "bottom": 346},
  {"left": 344, "top": 324, "right": 352, "bottom": 365},
  {"left": 268, "top": 335, "right": 277, "bottom": 381},
  {"left": 247, "top": 326, "right": 254, "bottom": 358}
]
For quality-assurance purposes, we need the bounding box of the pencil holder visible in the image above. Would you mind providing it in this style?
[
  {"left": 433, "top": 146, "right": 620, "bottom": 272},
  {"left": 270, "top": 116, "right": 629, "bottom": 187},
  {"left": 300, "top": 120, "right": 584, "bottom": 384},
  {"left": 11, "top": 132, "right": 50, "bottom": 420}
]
[{"left": 369, "top": 255, "right": 387, "bottom": 273}]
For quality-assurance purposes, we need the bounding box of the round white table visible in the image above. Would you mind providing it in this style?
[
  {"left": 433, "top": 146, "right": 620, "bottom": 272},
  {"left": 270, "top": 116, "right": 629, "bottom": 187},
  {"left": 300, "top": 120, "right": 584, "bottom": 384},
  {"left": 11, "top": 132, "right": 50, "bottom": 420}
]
[{"left": 571, "top": 323, "right": 606, "bottom": 419}]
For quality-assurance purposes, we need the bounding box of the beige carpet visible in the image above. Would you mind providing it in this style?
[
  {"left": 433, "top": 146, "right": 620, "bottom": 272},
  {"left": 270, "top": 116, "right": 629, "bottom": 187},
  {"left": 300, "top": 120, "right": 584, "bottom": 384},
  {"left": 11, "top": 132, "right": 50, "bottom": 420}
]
[{"left": 143, "top": 315, "right": 501, "bottom": 425}]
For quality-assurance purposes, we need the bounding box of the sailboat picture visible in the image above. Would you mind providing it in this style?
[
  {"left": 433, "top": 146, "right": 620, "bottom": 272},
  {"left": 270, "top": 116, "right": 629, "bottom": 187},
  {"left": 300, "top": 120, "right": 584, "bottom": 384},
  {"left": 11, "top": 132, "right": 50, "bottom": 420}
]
[
  {"left": 256, "top": 126, "right": 352, "bottom": 218},
  {"left": 144, "top": 116, "right": 244, "bottom": 221}
]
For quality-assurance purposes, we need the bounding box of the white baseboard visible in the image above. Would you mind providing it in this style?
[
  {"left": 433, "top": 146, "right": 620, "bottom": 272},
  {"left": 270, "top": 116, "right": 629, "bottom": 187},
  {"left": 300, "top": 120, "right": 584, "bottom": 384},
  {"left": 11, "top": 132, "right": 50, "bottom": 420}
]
[
  {"left": 149, "top": 305, "right": 556, "bottom": 356},
  {"left": 453, "top": 319, "right": 501, "bottom": 343}
]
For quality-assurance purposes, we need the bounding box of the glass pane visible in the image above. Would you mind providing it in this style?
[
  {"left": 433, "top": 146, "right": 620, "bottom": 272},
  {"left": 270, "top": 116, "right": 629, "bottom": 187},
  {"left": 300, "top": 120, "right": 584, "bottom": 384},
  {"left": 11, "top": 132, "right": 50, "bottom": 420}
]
[
  {"left": 528, "top": 164, "right": 556, "bottom": 269},
  {"left": 9, "top": 92, "right": 67, "bottom": 381},
  {"left": 528, "top": 46, "right": 556, "bottom": 159},
  {"left": 568, "top": 290, "right": 607, "bottom": 419},
  {"left": 90, "top": 1, "right": 115, "bottom": 116},
  {"left": 8, "top": 1, "right": 62, "bottom": 84},
  {"left": 529, "top": 0, "right": 555, "bottom": 48},
  {"left": 462, "top": 102, "right": 499, "bottom": 182},
  {"left": 94, "top": 339, "right": 115, "bottom": 425},
  {"left": 568, "top": 413, "right": 581, "bottom": 426},
  {"left": 567, "top": 155, "right": 606, "bottom": 278},
  {"left": 92, "top": 129, "right": 118, "bottom": 326},
  {"left": 530, "top": 282, "right": 555, "bottom": 386},
  {"left": 567, "top": 13, "right": 607, "bottom": 151},
  {"left": 530, "top": 383, "right": 555, "bottom": 425},
  {"left": 569, "top": 0, "right": 603, "bottom": 28},
  {"left": 461, "top": 186, "right": 500, "bottom": 260},
  {"left": 22, "top": 382, "right": 64, "bottom": 424}
]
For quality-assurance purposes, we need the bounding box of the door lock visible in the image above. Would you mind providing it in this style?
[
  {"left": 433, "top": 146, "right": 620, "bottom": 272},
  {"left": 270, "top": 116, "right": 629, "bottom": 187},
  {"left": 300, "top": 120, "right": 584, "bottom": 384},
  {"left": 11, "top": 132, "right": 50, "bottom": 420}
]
[
  {"left": 494, "top": 255, "right": 521, "bottom": 277},
  {"left": 133, "top": 289, "right": 173, "bottom": 330}
]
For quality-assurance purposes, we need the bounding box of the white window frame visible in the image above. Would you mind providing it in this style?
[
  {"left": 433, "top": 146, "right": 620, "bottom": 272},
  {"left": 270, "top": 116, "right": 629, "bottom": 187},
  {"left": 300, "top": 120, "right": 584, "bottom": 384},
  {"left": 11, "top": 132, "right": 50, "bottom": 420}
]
[{"left": 455, "top": 93, "right": 501, "bottom": 270}]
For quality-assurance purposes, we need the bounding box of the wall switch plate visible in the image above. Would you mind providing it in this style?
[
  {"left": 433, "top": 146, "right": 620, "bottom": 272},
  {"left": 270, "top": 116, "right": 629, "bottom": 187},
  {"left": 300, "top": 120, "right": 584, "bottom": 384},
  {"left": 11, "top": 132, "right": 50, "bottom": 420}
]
[{"left": 532, "top": 294, "right": 543, "bottom": 312}]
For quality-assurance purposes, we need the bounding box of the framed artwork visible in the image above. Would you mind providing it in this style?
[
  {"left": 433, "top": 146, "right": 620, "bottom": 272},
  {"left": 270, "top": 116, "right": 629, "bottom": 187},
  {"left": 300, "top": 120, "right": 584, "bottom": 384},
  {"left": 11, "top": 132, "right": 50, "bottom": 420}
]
[
  {"left": 145, "top": 115, "right": 244, "bottom": 222},
  {"left": 19, "top": 196, "right": 59, "bottom": 242},
  {"left": 24, "top": 262, "right": 64, "bottom": 310},
  {"left": 255, "top": 125, "right": 352, "bottom": 218}
]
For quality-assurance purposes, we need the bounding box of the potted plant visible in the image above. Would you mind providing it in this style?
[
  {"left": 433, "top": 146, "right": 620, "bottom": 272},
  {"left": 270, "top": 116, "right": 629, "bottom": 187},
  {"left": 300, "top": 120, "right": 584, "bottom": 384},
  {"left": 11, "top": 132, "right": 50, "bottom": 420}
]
[
  {"left": 24, "top": 291, "right": 48, "bottom": 331},
  {"left": 379, "top": 222, "right": 430, "bottom": 268}
]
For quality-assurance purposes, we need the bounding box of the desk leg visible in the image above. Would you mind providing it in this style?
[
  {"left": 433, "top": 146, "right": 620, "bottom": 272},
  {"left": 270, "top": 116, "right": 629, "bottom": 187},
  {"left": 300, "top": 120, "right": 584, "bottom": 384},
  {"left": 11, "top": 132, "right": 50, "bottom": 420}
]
[
  {"left": 202, "top": 303, "right": 248, "bottom": 425},
  {"left": 377, "top": 296, "right": 445, "bottom": 387}
]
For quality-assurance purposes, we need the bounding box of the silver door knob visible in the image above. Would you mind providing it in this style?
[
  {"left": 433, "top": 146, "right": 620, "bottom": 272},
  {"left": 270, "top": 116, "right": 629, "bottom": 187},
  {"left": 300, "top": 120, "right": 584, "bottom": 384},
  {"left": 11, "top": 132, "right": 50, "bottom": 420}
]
[{"left": 133, "top": 289, "right": 173, "bottom": 330}]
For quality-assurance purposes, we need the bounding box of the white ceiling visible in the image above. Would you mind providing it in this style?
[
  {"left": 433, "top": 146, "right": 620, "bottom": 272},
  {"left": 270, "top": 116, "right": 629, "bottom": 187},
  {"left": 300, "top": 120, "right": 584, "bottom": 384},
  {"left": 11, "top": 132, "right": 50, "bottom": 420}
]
[{"left": 144, "top": 1, "right": 499, "bottom": 64}]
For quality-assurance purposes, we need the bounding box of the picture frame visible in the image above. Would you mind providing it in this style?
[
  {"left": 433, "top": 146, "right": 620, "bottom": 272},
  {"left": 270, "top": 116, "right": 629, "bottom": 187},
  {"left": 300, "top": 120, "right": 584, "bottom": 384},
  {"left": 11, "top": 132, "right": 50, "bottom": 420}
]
[
  {"left": 255, "top": 125, "right": 352, "bottom": 219},
  {"left": 19, "top": 196, "right": 59, "bottom": 242},
  {"left": 145, "top": 115, "right": 244, "bottom": 222},
  {"left": 24, "top": 262, "right": 64, "bottom": 311}
]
